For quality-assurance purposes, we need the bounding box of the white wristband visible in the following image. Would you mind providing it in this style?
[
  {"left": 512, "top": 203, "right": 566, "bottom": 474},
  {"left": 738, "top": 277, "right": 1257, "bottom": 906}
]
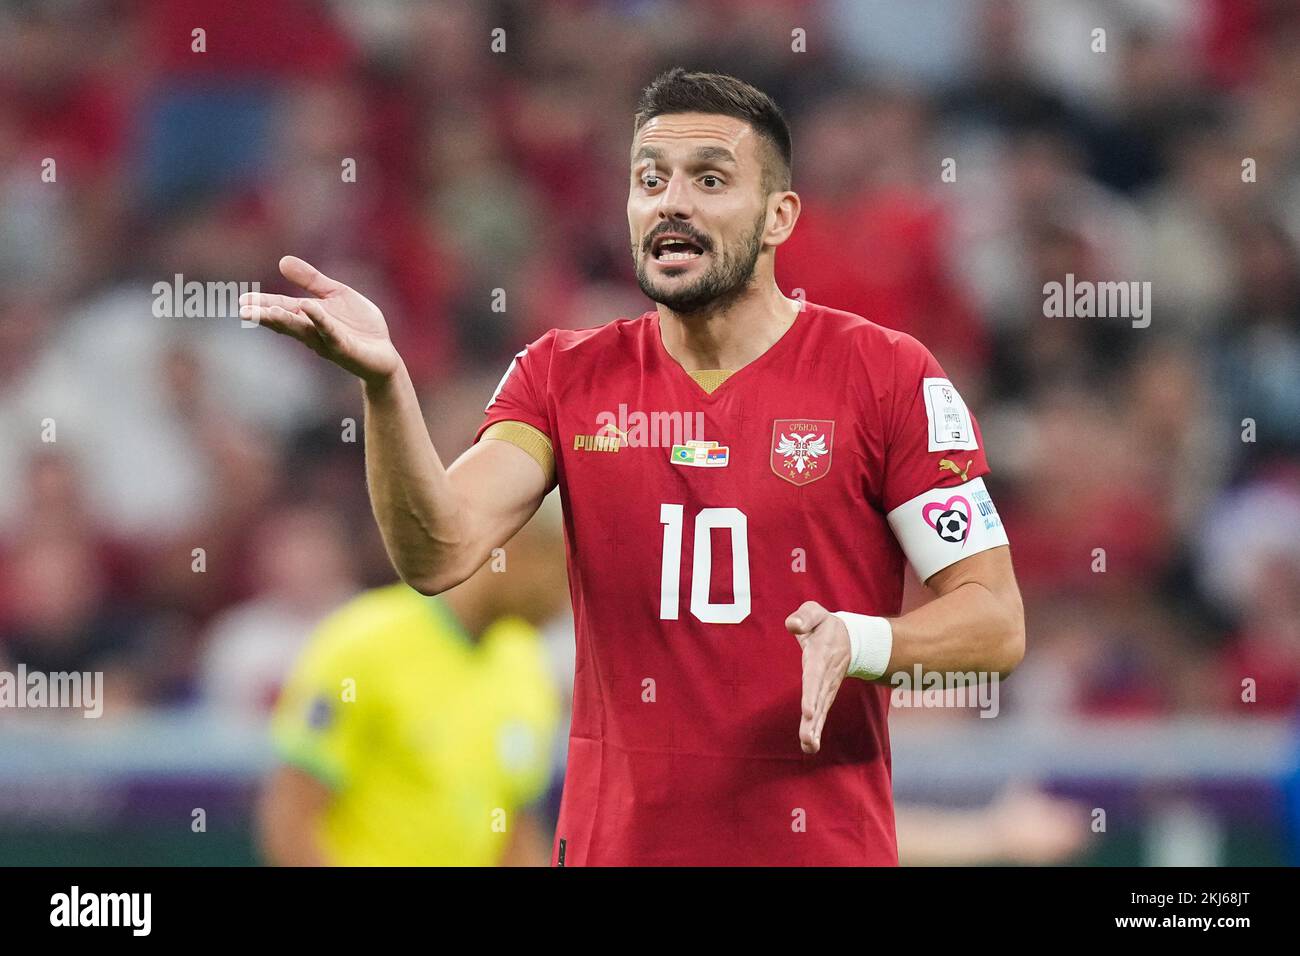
[{"left": 833, "top": 612, "right": 893, "bottom": 681}]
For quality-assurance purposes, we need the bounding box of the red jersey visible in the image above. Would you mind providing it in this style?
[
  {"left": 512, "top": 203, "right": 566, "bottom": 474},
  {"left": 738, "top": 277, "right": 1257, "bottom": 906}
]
[{"left": 476, "top": 301, "right": 1008, "bottom": 865}]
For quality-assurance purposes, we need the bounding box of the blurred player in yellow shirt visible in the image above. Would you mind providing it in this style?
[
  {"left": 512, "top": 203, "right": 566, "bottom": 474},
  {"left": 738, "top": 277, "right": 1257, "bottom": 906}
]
[{"left": 258, "top": 495, "right": 568, "bottom": 866}]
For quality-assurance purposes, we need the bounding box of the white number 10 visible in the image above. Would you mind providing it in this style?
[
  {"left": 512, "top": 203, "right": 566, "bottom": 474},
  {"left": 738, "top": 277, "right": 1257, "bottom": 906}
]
[{"left": 659, "top": 504, "right": 751, "bottom": 624}]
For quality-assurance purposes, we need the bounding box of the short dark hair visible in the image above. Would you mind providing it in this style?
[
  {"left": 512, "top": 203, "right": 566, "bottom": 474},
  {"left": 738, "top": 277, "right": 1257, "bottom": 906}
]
[{"left": 633, "top": 68, "right": 793, "bottom": 193}]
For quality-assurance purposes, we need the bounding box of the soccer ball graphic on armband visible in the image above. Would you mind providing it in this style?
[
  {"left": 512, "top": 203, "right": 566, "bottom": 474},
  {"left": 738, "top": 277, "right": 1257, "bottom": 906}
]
[{"left": 935, "top": 509, "right": 969, "bottom": 543}]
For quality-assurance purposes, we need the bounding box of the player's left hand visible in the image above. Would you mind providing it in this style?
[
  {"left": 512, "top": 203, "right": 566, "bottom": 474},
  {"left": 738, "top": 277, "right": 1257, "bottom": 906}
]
[{"left": 785, "top": 601, "right": 851, "bottom": 755}]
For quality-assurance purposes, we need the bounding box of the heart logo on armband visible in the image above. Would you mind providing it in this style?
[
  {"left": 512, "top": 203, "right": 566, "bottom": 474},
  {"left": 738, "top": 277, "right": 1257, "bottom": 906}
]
[{"left": 922, "top": 495, "right": 971, "bottom": 545}]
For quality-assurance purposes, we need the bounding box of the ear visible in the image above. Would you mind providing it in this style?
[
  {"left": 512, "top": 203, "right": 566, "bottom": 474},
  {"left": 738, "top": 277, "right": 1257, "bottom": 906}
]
[{"left": 766, "top": 189, "right": 800, "bottom": 248}]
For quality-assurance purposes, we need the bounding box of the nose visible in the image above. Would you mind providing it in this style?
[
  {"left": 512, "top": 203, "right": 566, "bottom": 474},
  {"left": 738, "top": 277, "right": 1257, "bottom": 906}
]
[{"left": 656, "top": 170, "right": 694, "bottom": 223}]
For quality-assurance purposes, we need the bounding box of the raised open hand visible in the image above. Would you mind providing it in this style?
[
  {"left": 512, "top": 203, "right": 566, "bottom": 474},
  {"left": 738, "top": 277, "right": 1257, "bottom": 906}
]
[{"left": 240, "top": 256, "right": 403, "bottom": 385}]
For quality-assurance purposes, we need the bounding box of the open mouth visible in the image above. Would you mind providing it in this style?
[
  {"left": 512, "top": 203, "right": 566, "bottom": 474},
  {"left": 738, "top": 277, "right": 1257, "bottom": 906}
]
[{"left": 652, "top": 234, "right": 706, "bottom": 262}]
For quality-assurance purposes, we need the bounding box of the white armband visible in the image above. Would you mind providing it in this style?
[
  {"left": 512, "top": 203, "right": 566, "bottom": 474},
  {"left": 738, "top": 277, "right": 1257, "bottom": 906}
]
[
  {"left": 886, "top": 476, "right": 1009, "bottom": 582},
  {"left": 833, "top": 612, "right": 893, "bottom": 681}
]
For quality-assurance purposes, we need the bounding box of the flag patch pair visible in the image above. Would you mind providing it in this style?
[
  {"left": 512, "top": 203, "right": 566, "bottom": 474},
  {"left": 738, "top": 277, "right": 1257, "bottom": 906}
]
[{"left": 670, "top": 440, "right": 729, "bottom": 468}]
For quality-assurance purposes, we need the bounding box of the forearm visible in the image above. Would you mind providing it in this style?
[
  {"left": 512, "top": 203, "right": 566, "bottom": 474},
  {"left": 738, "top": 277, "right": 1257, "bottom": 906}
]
[
  {"left": 262, "top": 821, "right": 330, "bottom": 867},
  {"left": 257, "top": 771, "right": 331, "bottom": 867},
  {"left": 884, "top": 579, "right": 1024, "bottom": 677},
  {"left": 498, "top": 810, "right": 553, "bottom": 867},
  {"left": 894, "top": 806, "right": 999, "bottom": 866},
  {"left": 362, "top": 363, "right": 467, "bottom": 592}
]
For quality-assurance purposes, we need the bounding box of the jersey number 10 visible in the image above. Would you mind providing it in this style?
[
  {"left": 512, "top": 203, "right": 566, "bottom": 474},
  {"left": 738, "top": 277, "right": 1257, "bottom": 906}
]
[{"left": 659, "top": 504, "right": 751, "bottom": 624}]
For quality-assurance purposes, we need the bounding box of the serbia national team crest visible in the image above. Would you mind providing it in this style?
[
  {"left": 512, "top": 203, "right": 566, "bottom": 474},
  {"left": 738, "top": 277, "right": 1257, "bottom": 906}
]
[{"left": 771, "top": 420, "right": 835, "bottom": 486}]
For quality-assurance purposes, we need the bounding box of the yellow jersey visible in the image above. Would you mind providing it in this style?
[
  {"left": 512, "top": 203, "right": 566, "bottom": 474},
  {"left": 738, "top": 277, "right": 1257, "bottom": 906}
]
[{"left": 270, "top": 584, "right": 560, "bottom": 866}]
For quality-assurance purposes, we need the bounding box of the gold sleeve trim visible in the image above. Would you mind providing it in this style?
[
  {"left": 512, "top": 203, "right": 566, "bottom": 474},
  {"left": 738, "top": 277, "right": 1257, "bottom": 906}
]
[{"left": 481, "top": 420, "right": 556, "bottom": 489}]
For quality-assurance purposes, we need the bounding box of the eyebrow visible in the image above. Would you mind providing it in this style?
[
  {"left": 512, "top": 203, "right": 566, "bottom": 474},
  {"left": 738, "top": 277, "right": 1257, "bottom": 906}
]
[{"left": 632, "top": 144, "right": 739, "bottom": 168}]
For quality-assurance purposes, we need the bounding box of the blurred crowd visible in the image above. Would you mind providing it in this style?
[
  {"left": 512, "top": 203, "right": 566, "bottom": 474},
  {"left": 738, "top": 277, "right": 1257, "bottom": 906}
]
[{"left": 1, "top": 0, "right": 1299, "bottom": 727}]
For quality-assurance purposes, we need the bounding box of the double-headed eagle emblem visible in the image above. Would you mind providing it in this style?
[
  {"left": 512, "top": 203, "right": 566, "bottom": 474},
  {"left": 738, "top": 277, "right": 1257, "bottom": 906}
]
[
  {"left": 775, "top": 432, "right": 829, "bottom": 475},
  {"left": 771, "top": 419, "right": 835, "bottom": 486}
]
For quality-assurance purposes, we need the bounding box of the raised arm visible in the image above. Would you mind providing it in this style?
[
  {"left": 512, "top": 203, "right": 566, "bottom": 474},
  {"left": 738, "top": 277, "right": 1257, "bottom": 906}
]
[
  {"left": 241, "top": 256, "right": 548, "bottom": 594},
  {"left": 359, "top": 366, "right": 548, "bottom": 593}
]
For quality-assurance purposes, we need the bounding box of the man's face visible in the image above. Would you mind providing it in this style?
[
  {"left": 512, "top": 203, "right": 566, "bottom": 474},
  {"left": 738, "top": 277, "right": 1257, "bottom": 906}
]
[{"left": 628, "top": 112, "right": 772, "bottom": 314}]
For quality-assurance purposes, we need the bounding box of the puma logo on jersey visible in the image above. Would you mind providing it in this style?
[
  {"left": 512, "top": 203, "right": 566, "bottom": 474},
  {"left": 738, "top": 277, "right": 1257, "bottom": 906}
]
[
  {"left": 573, "top": 423, "right": 626, "bottom": 452},
  {"left": 573, "top": 430, "right": 621, "bottom": 452},
  {"left": 938, "top": 458, "right": 972, "bottom": 481}
]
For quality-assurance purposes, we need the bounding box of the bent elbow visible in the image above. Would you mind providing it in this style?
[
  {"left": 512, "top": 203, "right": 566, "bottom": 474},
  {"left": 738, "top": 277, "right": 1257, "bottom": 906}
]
[
  {"left": 1000, "top": 628, "right": 1025, "bottom": 677},
  {"left": 997, "top": 606, "right": 1026, "bottom": 677},
  {"left": 404, "top": 569, "right": 456, "bottom": 597},
  {"left": 401, "top": 555, "right": 476, "bottom": 596},
  {"left": 405, "top": 577, "right": 441, "bottom": 597}
]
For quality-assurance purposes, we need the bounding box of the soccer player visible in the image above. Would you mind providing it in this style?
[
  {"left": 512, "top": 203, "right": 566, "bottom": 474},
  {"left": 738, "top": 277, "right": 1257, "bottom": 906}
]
[
  {"left": 240, "top": 68, "right": 1024, "bottom": 866},
  {"left": 257, "top": 498, "right": 566, "bottom": 866}
]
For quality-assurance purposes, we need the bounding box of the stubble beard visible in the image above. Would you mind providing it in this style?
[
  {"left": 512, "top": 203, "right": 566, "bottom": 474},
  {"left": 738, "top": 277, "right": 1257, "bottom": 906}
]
[{"left": 634, "top": 211, "right": 767, "bottom": 317}]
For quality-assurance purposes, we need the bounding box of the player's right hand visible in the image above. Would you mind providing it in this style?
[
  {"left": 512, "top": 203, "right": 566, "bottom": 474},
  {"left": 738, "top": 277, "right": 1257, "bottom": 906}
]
[{"left": 240, "top": 256, "right": 403, "bottom": 385}]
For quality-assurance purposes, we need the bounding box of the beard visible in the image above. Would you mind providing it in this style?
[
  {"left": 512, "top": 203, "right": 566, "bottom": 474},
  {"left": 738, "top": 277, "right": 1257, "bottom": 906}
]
[{"left": 634, "top": 211, "right": 767, "bottom": 315}]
